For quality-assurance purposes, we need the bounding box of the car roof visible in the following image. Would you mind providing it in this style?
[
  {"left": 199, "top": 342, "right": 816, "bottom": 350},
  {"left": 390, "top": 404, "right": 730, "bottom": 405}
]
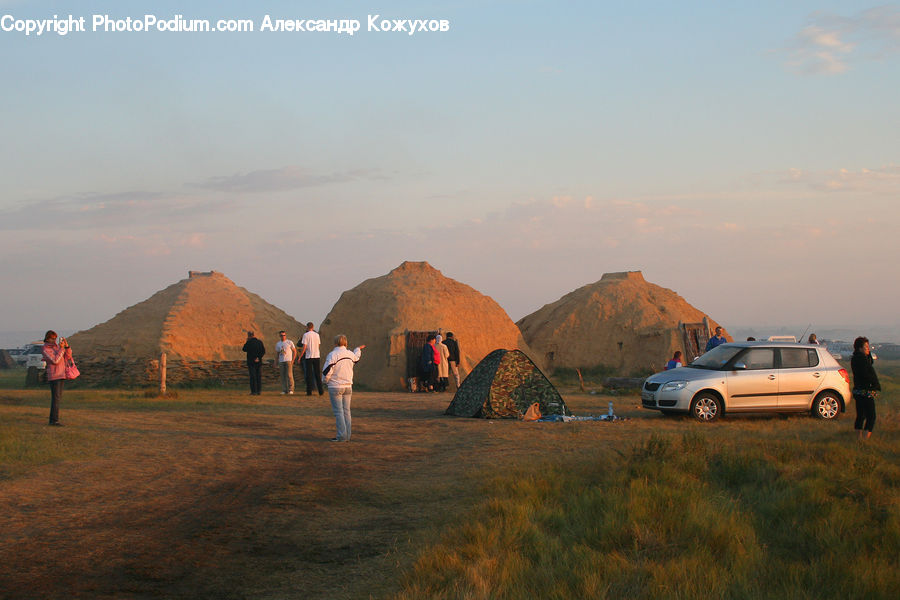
[{"left": 718, "top": 341, "right": 821, "bottom": 349}]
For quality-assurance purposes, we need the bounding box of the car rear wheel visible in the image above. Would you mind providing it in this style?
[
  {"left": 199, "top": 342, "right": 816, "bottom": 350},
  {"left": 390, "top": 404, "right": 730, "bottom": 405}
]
[
  {"left": 691, "top": 393, "right": 721, "bottom": 422},
  {"left": 812, "top": 391, "right": 841, "bottom": 420}
]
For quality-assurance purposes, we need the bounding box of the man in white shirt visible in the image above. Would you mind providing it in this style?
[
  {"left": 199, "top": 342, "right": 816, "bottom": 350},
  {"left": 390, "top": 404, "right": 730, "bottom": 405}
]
[
  {"left": 299, "top": 322, "right": 324, "bottom": 396},
  {"left": 275, "top": 330, "right": 296, "bottom": 394}
]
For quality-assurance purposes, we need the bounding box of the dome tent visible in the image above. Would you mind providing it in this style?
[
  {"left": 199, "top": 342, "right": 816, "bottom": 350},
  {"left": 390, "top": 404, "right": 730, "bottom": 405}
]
[{"left": 445, "top": 349, "right": 570, "bottom": 419}]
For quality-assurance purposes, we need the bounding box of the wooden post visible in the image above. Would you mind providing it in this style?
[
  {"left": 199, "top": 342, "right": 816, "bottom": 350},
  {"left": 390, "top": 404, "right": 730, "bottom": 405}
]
[
  {"left": 575, "top": 368, "right": 586, "bottom": 392},
  {"left": 159, "top": 352, "right": 167, "bottom": 395}
]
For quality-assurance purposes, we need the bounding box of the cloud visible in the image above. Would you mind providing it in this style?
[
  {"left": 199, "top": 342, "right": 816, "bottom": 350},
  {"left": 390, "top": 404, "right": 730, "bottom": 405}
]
[
  {"left": 0, "top": 163, "right": 389, "bottom": 233},
  {"left": 777, "top": 164, "right": 900, "bottom": 193},
  {"left": 2, "top": 183, "right": 897, "bottom": 341},
  {"left": 185, "top": 233, "right": 206, "bottom": 248},
  {"left": 0, "top": 162, "right": 387, "bottom": 231},
  {"left": 784, "top": 24, "right": 855, "bottom": 75},
  {"left": 189, "top": 166, "right": 388, "bottom": 193},
  {"left": 782, "top": 5, "right": 900, "bottom": 74},
  {"left": 0, "top": 189, "right": 232, "bottom": 231},
  {"left": 94, "top": 231, "right": 212, "bottom": 257}
]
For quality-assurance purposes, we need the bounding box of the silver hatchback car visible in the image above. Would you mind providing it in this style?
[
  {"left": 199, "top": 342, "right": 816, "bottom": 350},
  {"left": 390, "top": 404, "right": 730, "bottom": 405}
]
[{"left": 642, "top": 342, "right": 851, "bottom": 422}]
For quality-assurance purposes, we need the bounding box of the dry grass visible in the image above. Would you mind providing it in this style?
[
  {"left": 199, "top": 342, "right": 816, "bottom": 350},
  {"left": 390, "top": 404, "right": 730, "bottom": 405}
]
[{"left": 0, "top": 375, "right": 897, "bottom": 599}]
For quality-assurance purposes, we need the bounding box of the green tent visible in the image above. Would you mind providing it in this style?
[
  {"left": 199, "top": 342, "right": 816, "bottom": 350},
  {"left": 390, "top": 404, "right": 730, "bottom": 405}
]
[{"left": 445, "top": 349, "right": 571, "bottom": 418}]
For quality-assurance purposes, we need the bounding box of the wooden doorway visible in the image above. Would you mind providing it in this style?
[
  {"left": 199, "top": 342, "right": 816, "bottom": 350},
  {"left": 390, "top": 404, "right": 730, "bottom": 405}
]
[
  {"left": 680, "top": 319, "right": 710, "bottom": 362},
  {"left": 406, "top": 330, "right": 438, "bottom": 391}
]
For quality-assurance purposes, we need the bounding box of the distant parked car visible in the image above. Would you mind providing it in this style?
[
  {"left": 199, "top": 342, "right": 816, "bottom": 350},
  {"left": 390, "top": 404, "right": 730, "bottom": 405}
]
[
  {"left": 25, "top": 354, "right": 46, "bottom": 369},
  {"left": 642, "top": 342, "right": 850, "bottom": 422},
  {"left": 7, "top": 345, "right": 43, "bottom": 367}
]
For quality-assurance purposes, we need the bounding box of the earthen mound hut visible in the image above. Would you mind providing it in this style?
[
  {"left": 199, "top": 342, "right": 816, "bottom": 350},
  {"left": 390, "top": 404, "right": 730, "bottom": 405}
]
[
  {"left": 516, "top": 271, "right": 729, "bottom": 375},
  {"left": 68, "top": 271, "right": 304, "bottom": 361},
  {"left": 0, "top": 349, "right": 16, "bottom": 369},
  {"left": 319, "top": 261, "right": 538, "bottom": 391}
]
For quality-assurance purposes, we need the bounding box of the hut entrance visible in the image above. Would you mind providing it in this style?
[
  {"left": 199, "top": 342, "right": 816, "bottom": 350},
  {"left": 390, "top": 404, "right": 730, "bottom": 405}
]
[
  {"left": 680, "top": 319, "right": 711, "bottom": 362},
  {"left": 405, "top": 330, "right": 439, "bottom": 391}
]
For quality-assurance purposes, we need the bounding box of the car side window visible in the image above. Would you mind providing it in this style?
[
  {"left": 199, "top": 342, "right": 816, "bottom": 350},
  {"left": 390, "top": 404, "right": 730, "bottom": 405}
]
[
  {"left": 736, "top": 348, "right": 775, "bottom": 370},
  {"left": 780, "top": 348, "right": 811, "bottom": 369},
  {"left": 808, "top": 349, "right": 819, "bottom": 367}
]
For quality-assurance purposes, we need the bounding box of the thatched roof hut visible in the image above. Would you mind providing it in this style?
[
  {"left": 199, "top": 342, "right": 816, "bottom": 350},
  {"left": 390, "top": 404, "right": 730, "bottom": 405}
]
[
  {"left": 319, "top": 261, "right": 539, "bottom": 391},
  {"left": 68, "top": 271, "right": 303, "bottom": 361},
  {"left": 517, "top": 271, "right": 729, "bottom": 375}
]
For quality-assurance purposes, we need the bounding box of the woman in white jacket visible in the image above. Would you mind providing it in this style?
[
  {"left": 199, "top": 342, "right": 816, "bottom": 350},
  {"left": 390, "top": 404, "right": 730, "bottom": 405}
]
[
  {"left": 436, "top": 334, "right": 450, "bottom": 392},
  {"left": 321, "top": 334, "right": 365, "bottom": 442}
]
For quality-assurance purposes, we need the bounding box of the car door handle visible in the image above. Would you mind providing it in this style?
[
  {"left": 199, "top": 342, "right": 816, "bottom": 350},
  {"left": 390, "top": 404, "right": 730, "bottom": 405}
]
[
  {"left": 812, "top": 372, "right": 821, "bottom": 378},
  {"left": 768, "top": 375, "right": 776, "bottom": 380}
]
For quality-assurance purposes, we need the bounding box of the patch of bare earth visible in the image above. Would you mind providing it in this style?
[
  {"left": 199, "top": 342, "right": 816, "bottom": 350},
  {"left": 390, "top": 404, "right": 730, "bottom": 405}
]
[
  {"left": 0, "top": 389, "right": 834, "bottom": 599},
  {"left": 0, "top": 391, "right": 552, "bottom": 598}
]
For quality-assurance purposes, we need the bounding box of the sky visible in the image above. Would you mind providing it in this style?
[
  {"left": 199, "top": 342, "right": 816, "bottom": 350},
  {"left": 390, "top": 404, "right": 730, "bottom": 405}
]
[{"left": 1, "top": 0, "right": 898, "bottom": 347}]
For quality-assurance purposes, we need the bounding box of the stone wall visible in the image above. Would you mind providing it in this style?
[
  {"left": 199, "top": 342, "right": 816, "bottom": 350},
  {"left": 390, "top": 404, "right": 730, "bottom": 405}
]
[{"left": 56, "top": 359, "right": 300, "bottom": 389}]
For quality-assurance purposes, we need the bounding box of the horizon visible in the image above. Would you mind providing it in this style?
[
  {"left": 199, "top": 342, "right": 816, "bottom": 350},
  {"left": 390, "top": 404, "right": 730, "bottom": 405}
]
[
  {"left": 2, "top": 1, "right": 898, "bottom": 342},
  {"left": 2, "top": 263, "right": 899, "bottom": 350}
]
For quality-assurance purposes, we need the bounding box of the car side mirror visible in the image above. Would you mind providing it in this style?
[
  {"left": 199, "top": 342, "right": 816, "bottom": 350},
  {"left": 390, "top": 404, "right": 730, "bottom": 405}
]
[{"left": 732, "top": 362, "right": 747, "bottom": 371}]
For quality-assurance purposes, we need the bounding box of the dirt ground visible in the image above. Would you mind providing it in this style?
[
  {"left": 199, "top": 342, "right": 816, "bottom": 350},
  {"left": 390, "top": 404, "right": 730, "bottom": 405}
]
[{"left": 0, "top": 388, "right": 806, "bottom": 599}]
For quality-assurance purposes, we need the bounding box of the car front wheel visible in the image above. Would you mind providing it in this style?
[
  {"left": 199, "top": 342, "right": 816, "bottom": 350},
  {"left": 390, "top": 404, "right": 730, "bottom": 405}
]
[
  {"left": 812, "top": 391, "right": 841, "bottom": 420},
  {"left": 691, "top": 393, "right": 722, "bottom": 422}
]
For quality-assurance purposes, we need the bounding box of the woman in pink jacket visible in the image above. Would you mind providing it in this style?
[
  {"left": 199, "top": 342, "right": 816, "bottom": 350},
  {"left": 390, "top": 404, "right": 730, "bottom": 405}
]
[{"left": 41, "top": 330, "right": 72, "bottom": 426}]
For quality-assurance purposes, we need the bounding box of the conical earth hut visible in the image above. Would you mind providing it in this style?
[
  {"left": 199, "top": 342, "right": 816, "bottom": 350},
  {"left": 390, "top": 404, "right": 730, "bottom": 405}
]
[
  {"left": 68, "top": 271, "right": 304, "bottom": 361},
  {"left": 319, "top": 261, "right": 539, "bottom": 391},
  {"left": 517, "top": 271, "right": 729, "bottom": 375}
]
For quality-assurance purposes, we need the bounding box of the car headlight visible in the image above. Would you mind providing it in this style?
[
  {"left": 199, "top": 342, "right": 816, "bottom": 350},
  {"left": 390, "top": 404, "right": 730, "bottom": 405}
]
[{"left": 661, "top": 380, "right": 688, "bottom": 391}]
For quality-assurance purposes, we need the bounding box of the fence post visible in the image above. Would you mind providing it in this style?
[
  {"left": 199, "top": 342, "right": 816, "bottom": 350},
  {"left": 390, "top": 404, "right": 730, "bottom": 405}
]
[{"left": 159, "top": 352, "right": 167, "bottom": 395}]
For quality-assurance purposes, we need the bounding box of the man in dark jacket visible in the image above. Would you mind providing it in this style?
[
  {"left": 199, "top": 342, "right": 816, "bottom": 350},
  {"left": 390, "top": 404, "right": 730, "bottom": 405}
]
[
  {"left": 444, "top": 332, "right": 461, "bottom": 389},
  {"left": 242, "top": 331, "right": 266, "bottom": 395},
  {"left": 851, "top": 336, "right": 880, "bottom": 440}
]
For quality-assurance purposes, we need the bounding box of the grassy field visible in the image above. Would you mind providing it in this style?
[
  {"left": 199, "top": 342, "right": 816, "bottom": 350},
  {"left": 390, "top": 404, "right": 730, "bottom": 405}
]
[{"left": 0, "top": 364, "right": 897, "bottom": 599}]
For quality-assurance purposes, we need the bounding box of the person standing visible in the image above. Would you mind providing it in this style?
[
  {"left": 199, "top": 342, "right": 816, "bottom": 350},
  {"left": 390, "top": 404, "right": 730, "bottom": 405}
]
[
  {"left": 41, "top": 330, "right": 72, "bottom": 426},
  {"left": 241, "top": 331, "right": 265, "bottom": 395},
  {"left": 436, "top": 334, "right": 450, "bottom": 392},
  {"left": 665, "top": 351, "right": 684, "bottom": 370},
  {"left": 299, "top": 322, "right": 324, "bottom": 396},
  {"left": 705, "top": 327, "right": 727, "bottom": 352},
  {"left": 322, "top": 335, "right": 365, "bottom": 442},
  {"left": 444, "top": 332, "right": 461, "bottom": 389},
  {"left": 808, "top": 333, "right": 820, "bottom": 345},
  {"left": 275, "top": 330, "right": 296, "bottom": 395},
  {"left": 851, "top": 336, "right": 880, "bottom": 440},
  {"left": 419, "top": 334, "right": 438, "bottom": 392}
]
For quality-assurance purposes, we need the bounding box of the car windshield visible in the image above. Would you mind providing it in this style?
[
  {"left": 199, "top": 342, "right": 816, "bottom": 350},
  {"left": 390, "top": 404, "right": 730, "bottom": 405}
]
[{"left": 688, "top": 345, "right": 743, "bottom": 370}]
